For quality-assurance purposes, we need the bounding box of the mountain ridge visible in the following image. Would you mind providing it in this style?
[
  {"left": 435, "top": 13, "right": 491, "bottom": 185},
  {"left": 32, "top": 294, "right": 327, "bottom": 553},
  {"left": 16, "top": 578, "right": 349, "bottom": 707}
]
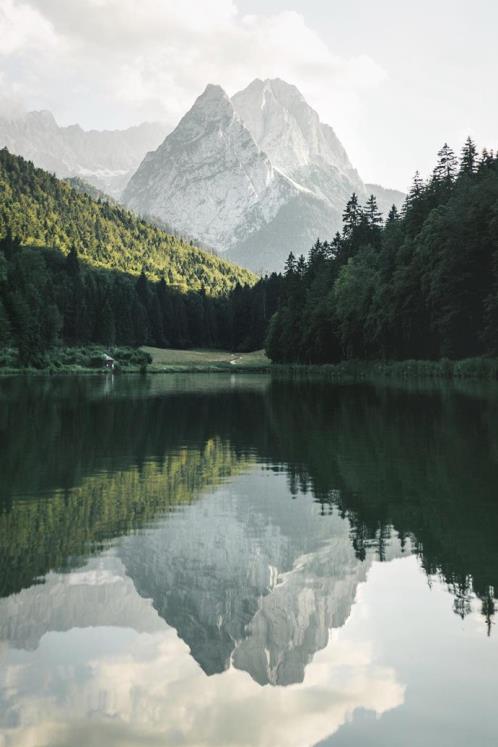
[{"left": 0, "top": 110, "right": 167, "bottom": 197}]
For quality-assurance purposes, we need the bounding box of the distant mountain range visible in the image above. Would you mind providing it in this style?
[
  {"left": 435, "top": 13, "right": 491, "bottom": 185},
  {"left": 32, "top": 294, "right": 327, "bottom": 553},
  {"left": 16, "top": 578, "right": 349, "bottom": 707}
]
[
  {"left": 0, "top": 81, "right": 405, "bottom": 272},
  {"left": 0, "top": 110, "right": 165, "bottom": 197}
]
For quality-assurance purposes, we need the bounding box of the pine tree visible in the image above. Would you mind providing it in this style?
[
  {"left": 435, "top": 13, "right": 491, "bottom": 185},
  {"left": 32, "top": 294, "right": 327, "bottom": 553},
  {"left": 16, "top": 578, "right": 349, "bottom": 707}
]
[
  {"left": 66, "top": 246, "right": 80, "bottom": 277},
  {"left": 432, "top": 143, "right": 458, "bottom": 183},
  {"left": 386, "top": 205, "right": 400, "bottom": 224},
  {"left": 284, "top": 252, "right": 297, "bottom": 276},
  {"left": 459, "top": 136, "right": 478, "bottom": 175},
  {"left": 365, "top": 194, "right": 383, "bottom": 227},
  {"left": 406, "top": 171, "right": 424, "bottom": 203},
  {"left": 296, "top": 254, "right": 307, "bottom": 276},
  {"left": 342, "top": 193, "right": 363, "bottom": 236},
  {"left": 479, "top": 148, "right": 495, "bottom": 170}
]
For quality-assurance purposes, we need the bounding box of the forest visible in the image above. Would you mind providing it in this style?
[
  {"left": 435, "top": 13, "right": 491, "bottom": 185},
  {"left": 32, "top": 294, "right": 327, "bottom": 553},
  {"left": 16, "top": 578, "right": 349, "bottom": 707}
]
[
  {"left": 0, "top": 233, "right": 283, "bottom": 366},
  {"left": 1, "top": 140, "right": 498, "bottom": 368},
  {"left": 265, "top": 139, "right": 498, "bottom": 363}
]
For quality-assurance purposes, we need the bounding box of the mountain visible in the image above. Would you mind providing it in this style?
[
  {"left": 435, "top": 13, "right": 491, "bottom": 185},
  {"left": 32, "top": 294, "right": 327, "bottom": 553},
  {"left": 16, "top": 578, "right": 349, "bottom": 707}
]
[
  {"left": 1, "top": 87, "right": 405, "bottom": 273},
  {"left": 124, "top": 79, "right": 402, "bottom": 272},
  {"left": 123, "top": 84, "right": 330, "bottom": 272},
  {"left": 0, "top": 148, "right": 254, "bottom": 292},
  {"left": 231, "top": 78, "right": 364, "bottom": 211},
  {"left": 0, "top": 110, "right": 167, "bottom": 197}
]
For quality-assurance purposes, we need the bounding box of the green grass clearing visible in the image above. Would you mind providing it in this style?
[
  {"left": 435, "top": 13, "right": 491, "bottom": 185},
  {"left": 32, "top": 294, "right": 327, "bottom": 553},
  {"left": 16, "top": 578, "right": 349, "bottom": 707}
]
[{"left": 142, "top": 347, "right": 270, "bottom": 372}]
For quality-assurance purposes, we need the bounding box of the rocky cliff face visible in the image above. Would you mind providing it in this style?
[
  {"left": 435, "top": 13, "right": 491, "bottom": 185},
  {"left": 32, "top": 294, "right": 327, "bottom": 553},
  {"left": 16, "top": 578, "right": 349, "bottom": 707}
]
[
  {"left": 0, "top": 110, "right": 166, "bottom": 197},
  {"left": 232, "top": 78, "right": 365, "bottom": 208},
  {"left": 123, "top": 85, "right": 302, "bottom": 255},
  {"left": 124, "top": 80, "right": 359, "bottom": 272}
]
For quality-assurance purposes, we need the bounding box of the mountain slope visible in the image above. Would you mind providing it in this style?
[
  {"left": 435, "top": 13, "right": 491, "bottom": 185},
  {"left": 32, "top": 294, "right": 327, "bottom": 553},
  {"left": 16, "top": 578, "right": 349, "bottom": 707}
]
[
  {"left": 232, "top": 78, "right": 365, "bottom": 208},
  {"left": 227, "top": 191, "right": 340, "bottom": 273},
  {"left": 0, "top": 148, "right": 255, "bottom": 292},
  {"left": 0, "top": 111, "right": 167, "bottom": 197}
]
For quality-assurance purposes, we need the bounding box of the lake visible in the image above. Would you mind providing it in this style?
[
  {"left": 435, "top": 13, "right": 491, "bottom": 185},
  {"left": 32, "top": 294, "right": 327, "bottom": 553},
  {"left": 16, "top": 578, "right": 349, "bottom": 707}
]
[{"left": 0, "top": 373, "right": 497, "bottom": 747}]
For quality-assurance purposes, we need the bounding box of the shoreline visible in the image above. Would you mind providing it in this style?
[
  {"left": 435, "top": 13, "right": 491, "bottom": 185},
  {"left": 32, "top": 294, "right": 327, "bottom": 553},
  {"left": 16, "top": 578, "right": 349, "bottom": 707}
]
[{"left": 2, "top": 355, "right": 498, "bottom": 380}]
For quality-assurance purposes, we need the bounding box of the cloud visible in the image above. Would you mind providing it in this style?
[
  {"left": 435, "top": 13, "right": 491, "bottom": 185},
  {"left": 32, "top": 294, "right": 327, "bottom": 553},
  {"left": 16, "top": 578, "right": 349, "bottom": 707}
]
[
  {"left": 0, "top": 0, "right": 386, "bottom": 132},
  {"left": 0, "top": 0, "right": 56, "bottom": 54},
  {"left": 0, "top": 622, "right": 404, "bottom": 747}
]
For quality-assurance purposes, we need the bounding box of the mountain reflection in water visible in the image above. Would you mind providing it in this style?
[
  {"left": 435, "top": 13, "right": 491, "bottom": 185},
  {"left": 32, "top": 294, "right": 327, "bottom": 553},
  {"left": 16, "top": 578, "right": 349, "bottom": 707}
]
[{"left": 0, "top": 374, "right": 497, "bottom": 746}]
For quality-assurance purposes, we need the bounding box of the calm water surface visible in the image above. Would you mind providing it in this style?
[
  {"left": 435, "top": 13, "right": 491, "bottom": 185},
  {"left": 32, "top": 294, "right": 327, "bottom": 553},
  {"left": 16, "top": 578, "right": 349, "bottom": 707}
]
[{"left": 0, "top": 374, "right": 497, "bottom": 747}]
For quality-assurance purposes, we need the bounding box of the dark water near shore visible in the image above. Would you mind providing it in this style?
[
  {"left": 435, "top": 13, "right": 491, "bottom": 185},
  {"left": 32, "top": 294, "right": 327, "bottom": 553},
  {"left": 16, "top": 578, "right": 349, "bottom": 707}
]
[{"left": 0, "top": 374, "right": 497, "bottom": 747}]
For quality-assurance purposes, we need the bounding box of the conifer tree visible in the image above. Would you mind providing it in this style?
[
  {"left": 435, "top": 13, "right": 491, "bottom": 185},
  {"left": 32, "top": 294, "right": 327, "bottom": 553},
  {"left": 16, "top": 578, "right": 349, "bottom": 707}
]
[
  {"left": 432, "top": 143, "right": 458, "bottom": 183},
  {"left": 386, "top": 205, "right": 400, "bottom": 224},
  {"left": 459, "top": 136, "right": 478, "bottom": 175},
  {"left": 284, "top": 252, "right": 297, "bottom": 276},
  {"left": 296, "top": 254, "right": 307, "bottom": 275},
  {"left": 365, "top": 194, "right": 383, "bottom": 226},
  {"left": 342, "top": 193, "right": 363, "bottom": 236}
]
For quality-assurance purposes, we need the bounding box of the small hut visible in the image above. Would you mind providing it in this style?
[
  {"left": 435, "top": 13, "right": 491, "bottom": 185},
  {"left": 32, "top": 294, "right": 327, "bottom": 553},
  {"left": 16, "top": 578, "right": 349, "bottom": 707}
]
[{"left": 90, "top": 353, "right": 116, "bottom": 371}]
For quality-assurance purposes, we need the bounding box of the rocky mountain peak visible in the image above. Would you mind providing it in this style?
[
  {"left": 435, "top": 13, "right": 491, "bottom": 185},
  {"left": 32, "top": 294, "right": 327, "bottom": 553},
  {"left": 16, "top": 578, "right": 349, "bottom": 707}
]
[
  {"left": 191, "top": 83, "right": 233, "bottom": 119},
  {"left": 232, "top": 77, "right": 357, "bottom": 181},
  {"left": 158, "top": 83, "right": 236, "bottom": 153},
  {"left": 26, "top": 109, "right": 58, "bottom": 128},
  {"left": 123, "top": 84, "right": 297, "bottom": 254}
]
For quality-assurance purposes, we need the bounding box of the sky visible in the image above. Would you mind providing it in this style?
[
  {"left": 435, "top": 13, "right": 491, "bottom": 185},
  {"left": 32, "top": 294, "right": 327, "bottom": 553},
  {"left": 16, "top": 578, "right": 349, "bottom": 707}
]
[{"left": 0, "top": 0, "right": 497, "bottom": 190}]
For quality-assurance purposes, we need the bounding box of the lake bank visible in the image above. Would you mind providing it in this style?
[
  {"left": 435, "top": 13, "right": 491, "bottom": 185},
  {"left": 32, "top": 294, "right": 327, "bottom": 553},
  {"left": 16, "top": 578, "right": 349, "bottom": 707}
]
[{"left": 2, "top": 345, "right": 498, "bottom": 380}]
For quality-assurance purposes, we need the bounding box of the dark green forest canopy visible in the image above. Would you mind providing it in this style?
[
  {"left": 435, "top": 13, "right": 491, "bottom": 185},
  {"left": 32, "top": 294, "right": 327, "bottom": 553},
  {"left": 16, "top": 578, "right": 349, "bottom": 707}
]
[
  {"left": 264, "top": 139, "right": 498, "bottom": 363},
  {"left": 0, "top": 147, "right": 255, "bottom": 292},
  {"left": 0, "top": 236, "right": 279, "bottom": 365}
]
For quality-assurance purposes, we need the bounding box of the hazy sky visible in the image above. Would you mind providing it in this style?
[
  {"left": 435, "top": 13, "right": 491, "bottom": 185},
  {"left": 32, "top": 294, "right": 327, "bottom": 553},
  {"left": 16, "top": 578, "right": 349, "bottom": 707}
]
[{"left": 0, "top": 0, "right": 497, "bottom": 190}]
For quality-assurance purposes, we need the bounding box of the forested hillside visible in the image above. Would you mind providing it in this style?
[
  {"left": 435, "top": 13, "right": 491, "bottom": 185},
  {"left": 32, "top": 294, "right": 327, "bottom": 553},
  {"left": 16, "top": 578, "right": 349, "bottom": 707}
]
[
  {"left": 0, "top": 232, "right": 279, "bottom": 366},
  {"left": 0, "top": 148, "right": 274, "bottom": 366},
  {"left": 265, "top": 139, "right": 498, "bottom": 363},
  {"left": 0, "top": 148, "right": 254, "bottom": 292}
]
